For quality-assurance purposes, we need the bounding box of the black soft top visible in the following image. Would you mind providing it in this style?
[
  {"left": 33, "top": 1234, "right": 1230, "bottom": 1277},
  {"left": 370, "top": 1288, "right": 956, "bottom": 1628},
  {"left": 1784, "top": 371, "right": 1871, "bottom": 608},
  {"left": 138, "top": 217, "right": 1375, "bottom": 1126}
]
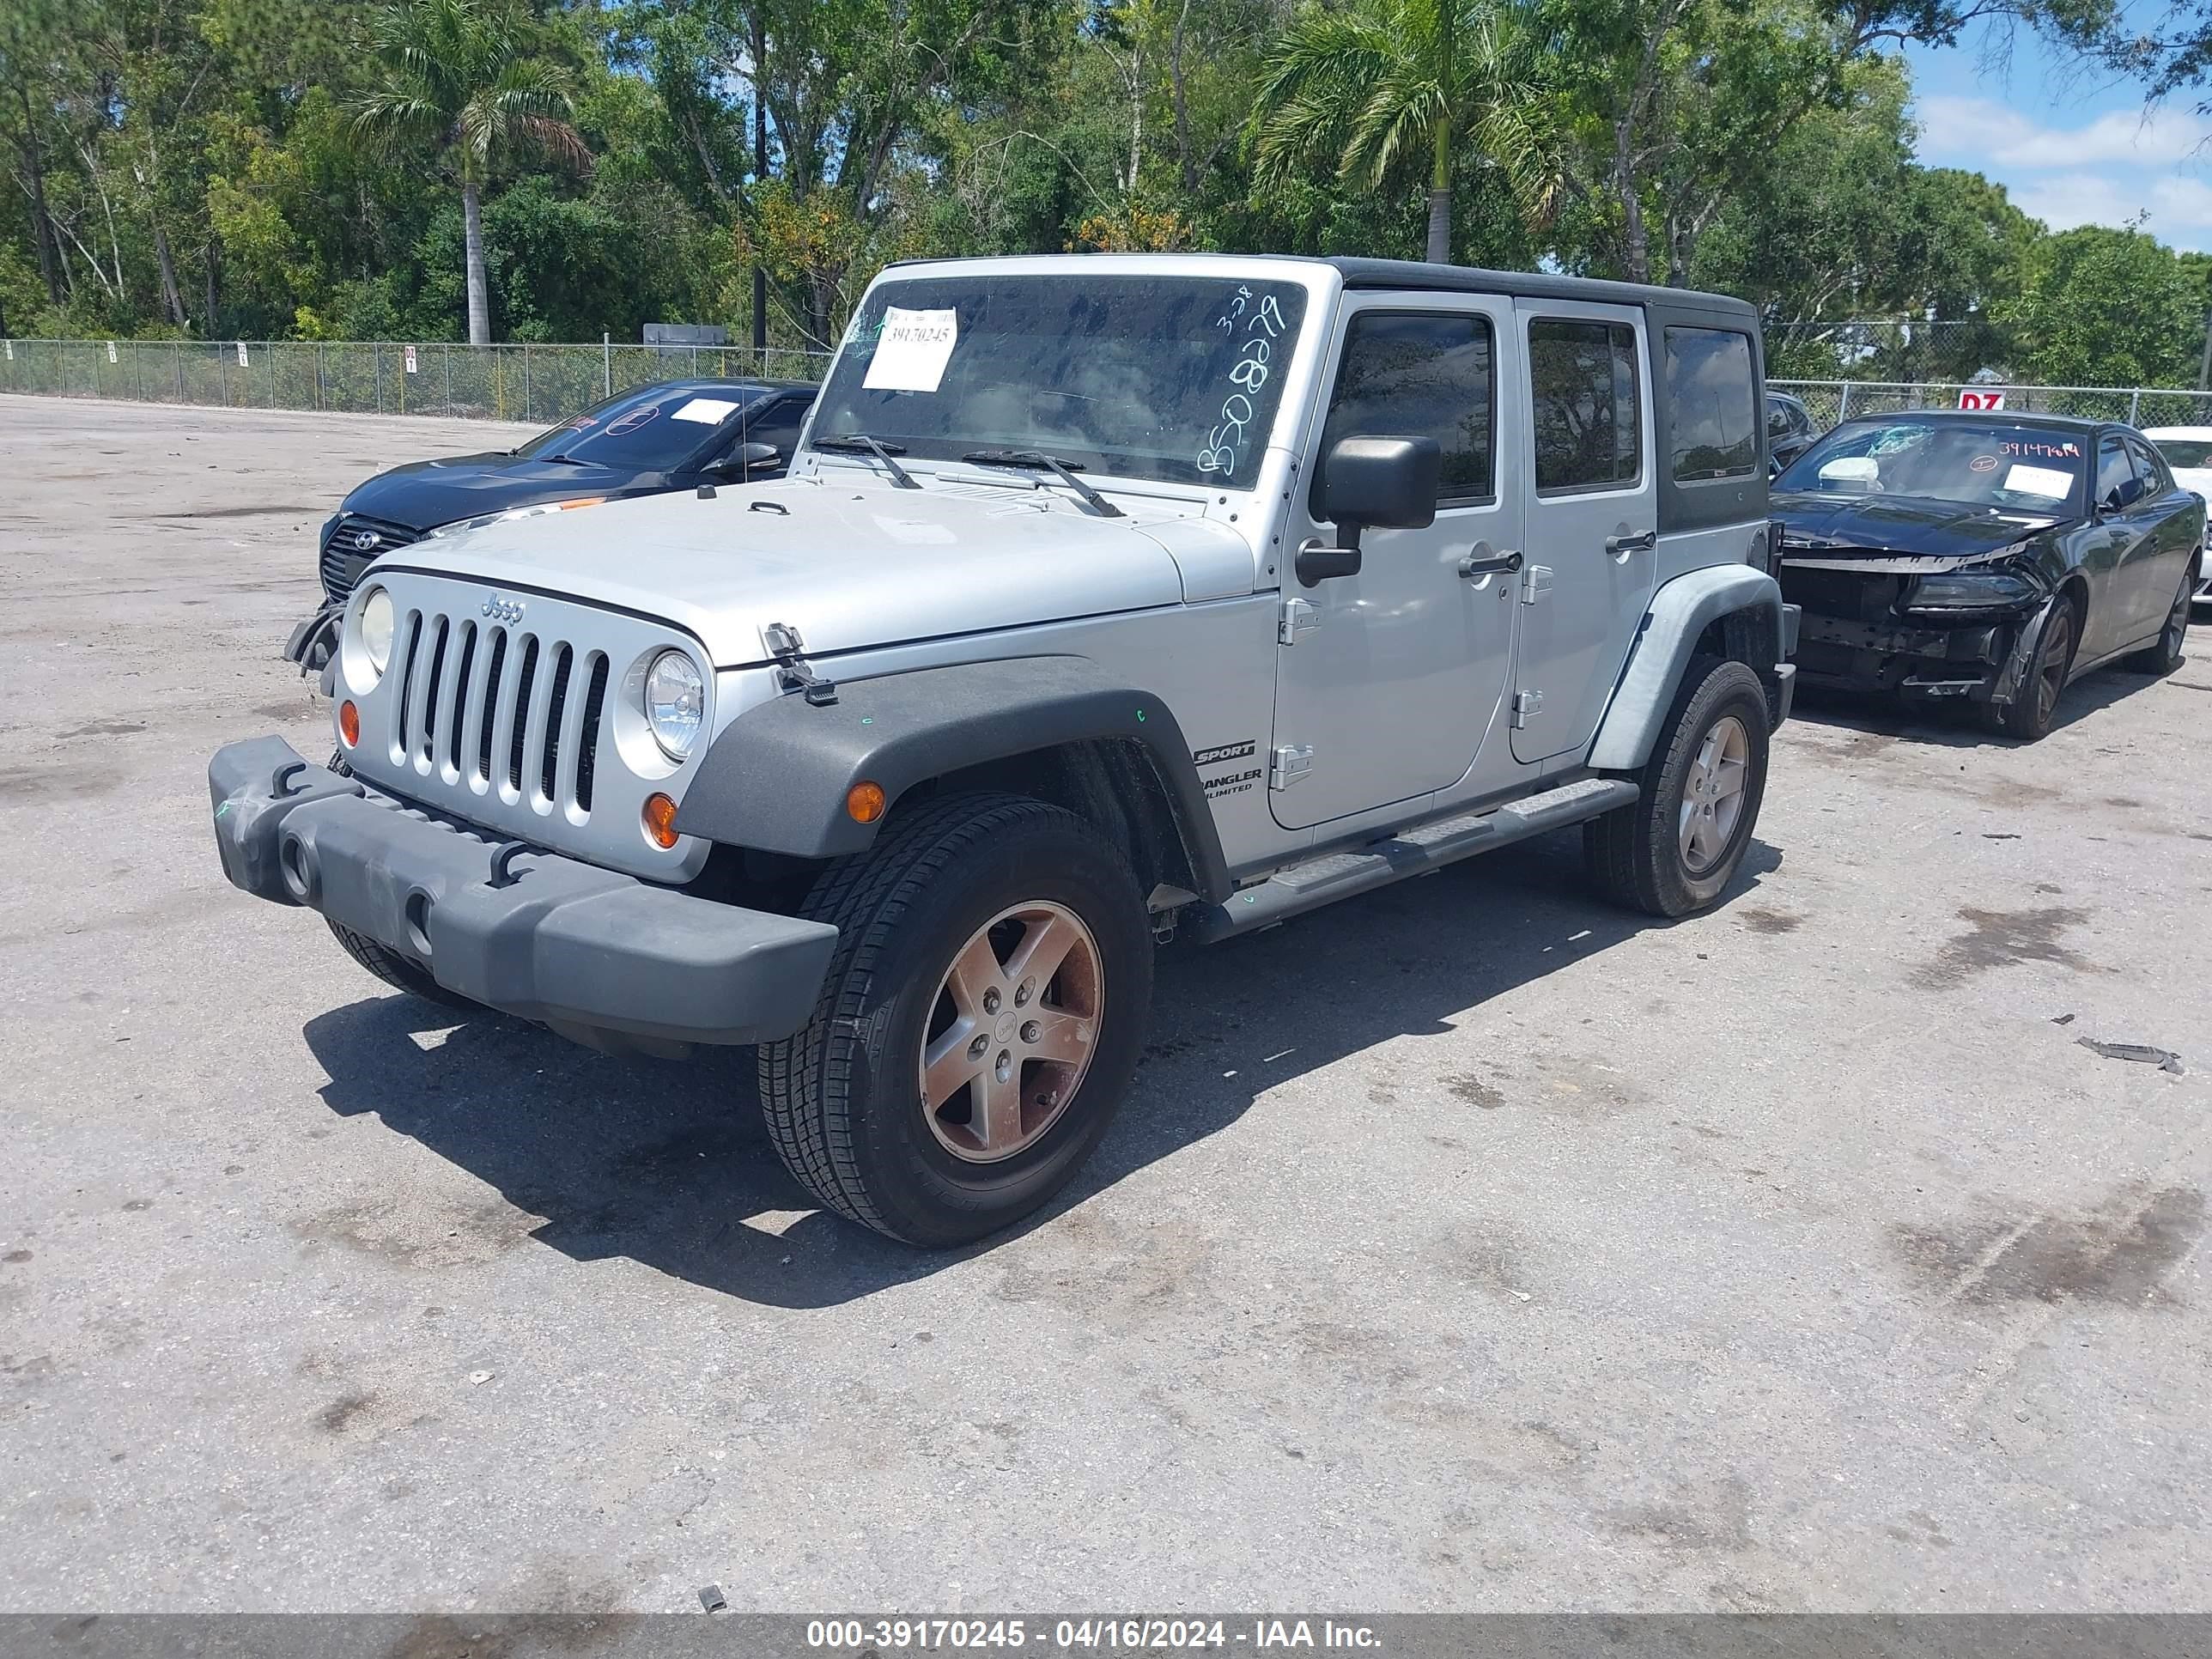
[{"left": 1316, "top": 257, "right": 1757, "bottom": 325}]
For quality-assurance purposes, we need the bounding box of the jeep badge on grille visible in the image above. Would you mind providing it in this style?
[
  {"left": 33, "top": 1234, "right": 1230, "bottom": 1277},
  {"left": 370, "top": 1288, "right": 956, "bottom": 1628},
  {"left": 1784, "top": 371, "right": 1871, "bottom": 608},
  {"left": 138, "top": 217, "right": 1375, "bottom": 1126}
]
[{"left": 482, "top": 595, "right": 526, "bottom": 624}]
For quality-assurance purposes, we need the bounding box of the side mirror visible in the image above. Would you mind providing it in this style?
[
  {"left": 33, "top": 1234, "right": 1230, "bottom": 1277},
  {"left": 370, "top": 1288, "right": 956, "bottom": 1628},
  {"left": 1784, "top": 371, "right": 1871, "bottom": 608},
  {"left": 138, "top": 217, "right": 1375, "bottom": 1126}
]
[
  {"left": 715, "top": 441, "right": 781, "bottom": 478},
  {"left": 1299, "top": 435, "right": 1442, "bottom": 586}
]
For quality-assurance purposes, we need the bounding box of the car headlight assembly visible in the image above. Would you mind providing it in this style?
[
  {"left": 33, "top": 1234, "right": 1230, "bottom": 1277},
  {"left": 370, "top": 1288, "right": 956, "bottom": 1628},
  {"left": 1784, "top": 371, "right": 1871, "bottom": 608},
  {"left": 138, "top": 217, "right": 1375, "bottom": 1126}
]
[
  {"left": 1903, "top": 569, "right": 2045, "bottom": 615},
  {"left": 360, "top": 586, "right": 395, "bottom": 675},
  {"left": 643, "top": 649, "right": 705, "bottom": 761}
]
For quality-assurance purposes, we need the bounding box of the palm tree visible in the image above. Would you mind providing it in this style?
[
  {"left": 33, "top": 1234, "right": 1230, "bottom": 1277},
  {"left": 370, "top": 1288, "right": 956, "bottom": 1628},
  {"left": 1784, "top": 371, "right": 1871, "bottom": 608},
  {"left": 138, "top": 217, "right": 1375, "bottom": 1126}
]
[
  {"left": 353, "top": 0, "right": 586, "bottom": 345},
  {"left": 1253, "top": 0, "right": 1564, "bottom": 266}
]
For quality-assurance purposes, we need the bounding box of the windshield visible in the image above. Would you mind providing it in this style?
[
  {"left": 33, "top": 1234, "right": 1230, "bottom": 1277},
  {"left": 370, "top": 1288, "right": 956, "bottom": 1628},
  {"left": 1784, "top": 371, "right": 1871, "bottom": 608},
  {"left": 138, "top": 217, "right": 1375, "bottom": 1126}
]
[
  {"left": 808, "top": 273, "right": 1311, "bottom": 487},
  {"left": 1777, "top": 418, "right": 2087, "bottom": 510},
  {"left": 2154, "top": 436, "right": 2212, "bottom": 469},
  {"left": 512, "top": 384, "right": 762, "bottom": 468}
]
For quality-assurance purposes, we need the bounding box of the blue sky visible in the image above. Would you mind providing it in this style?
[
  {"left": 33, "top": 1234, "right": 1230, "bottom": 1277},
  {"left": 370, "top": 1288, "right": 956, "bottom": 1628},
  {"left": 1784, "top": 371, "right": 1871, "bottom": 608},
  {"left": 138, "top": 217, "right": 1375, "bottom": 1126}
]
[{"left": 1903, "top": 25, "right": 2212, "bottom": 251}]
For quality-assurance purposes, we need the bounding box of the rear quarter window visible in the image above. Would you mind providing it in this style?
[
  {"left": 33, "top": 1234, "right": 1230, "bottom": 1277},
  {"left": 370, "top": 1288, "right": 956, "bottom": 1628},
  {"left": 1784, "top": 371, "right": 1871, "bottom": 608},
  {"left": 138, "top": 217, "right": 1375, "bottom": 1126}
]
[{"left": 1666, "top": 327, "right": 1758, "bottom": 482}]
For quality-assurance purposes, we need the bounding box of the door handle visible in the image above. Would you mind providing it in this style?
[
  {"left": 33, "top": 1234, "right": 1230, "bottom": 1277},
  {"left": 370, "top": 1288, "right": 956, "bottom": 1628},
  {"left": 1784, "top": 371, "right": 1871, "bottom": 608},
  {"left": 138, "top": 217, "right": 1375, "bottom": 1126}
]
[
  {"left": 1457, "top": 545, "right": 1524, "bottom": 579},
  {"left": 1606, "top": 528, "right": 1657, "bottom": 556}
]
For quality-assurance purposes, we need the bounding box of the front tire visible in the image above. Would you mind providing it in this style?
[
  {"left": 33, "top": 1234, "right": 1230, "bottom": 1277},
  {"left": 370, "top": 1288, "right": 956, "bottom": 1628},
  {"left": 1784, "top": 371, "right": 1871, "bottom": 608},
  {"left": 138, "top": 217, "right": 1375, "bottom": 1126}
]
[
  {"left": 757, "top": 793, "right": 1154, "bottom": 1248},
  {"left": 326, "top": 919, "right": 480, "bottom": 1012},
  {"left": 2125, "top": 555, "right": 2197, "bottom": 675},
  {"left": 1584, "top": 657, "right": 1771, "bottom": 918},
  {"left": 1985, "top": 593, "right": 2079, "bottom": 741}
]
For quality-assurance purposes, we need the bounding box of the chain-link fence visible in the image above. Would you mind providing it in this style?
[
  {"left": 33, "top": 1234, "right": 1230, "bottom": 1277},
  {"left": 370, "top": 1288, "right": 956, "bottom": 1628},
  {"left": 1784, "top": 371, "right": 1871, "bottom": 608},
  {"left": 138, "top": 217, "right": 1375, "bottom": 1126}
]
[
  {"left": 1772, "top": 379, "right": 2212, "bottom": 432},
  {"left": 0, "top": 338, "right": 832, "bottom": 423},
  {"left": 9, "top": 336, "right": 2211, "bottom": 438}
]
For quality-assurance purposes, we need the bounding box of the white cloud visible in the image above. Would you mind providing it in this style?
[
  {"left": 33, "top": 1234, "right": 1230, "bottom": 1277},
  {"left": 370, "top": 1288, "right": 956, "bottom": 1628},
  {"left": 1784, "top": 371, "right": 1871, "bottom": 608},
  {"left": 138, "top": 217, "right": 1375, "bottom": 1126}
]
[
  {"left": 1917, "top": 94, "right": 2212, "bottom": 168},
  {"left": 1911, "top": 94, "right": 2212, "bottom": 248}
]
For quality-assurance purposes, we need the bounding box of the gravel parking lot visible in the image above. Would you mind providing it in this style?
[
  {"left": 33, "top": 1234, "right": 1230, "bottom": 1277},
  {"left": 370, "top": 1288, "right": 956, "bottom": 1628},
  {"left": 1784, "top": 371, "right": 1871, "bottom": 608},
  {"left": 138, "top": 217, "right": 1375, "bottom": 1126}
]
[{"left": 2, "top": 393, "right": 2208, "bottom": 1614}]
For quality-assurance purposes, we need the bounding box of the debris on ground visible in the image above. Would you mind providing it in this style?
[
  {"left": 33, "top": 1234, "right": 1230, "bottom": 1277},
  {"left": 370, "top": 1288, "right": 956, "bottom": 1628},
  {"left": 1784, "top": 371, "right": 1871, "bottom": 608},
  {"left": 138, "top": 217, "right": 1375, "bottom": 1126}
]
[
  {"left": 698, "top": 1584, "right": 728, "bottom": 1613},
  {"left": 2051, "top": 1013, "right": 2075, "bottom": 1025},
  {"left": 2077, "top": 1037, "right": 2185, "bottom": 1074}
]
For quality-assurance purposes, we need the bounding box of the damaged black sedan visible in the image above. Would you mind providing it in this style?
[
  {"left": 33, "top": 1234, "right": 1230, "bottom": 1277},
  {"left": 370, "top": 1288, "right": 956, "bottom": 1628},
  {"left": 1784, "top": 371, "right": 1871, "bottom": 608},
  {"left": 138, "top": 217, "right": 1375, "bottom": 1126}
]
[{"left": 1773, "top": 412, "right": 2203, "bottom": 739}]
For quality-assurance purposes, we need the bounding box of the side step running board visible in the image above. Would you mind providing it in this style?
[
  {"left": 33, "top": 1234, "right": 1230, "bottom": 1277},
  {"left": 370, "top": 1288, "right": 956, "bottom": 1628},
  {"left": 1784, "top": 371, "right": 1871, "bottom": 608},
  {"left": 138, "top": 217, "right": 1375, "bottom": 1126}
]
[{"left": 1184, "top": 776, "right": 1638, "bottom": 944}]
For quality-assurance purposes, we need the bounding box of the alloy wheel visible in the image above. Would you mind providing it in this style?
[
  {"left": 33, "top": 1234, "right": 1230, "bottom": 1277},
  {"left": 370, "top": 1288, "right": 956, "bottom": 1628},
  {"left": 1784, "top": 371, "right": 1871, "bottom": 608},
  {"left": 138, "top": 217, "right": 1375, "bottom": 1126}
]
[
  {"left": 918, "top": 901, "right": 1103, "bottom": 1164},
  {"left": 1678, "top": 714, "right": 1750, "bottom": 876},
  {"left": 2036, "top": 604, "right": 2075, "bottom": 726}
]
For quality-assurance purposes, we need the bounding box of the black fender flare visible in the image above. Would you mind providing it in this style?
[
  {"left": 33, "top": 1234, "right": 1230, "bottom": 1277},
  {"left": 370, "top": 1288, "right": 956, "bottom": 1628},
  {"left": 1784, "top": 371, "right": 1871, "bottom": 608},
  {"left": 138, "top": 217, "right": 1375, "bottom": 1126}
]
[
  {"left": 1588, "top": 566, "right": 1792, "bottom": 771},
  {"left": 673, "top": 655, "right": 1232, "bottom": 901}
]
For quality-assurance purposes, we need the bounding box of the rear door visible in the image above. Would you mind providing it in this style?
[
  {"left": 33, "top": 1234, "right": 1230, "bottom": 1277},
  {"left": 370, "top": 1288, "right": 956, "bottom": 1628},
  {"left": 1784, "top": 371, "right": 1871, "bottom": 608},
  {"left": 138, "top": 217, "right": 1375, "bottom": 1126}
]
[
  {"left": 1267, "top": 293, "right": 1523, "bottom": 830},
  {"left": 1509, "top": 303, "right": 1658, "bottom": 763},
  {"left": 2123, "top": 432, "right": 2197, "bottom": 629}
]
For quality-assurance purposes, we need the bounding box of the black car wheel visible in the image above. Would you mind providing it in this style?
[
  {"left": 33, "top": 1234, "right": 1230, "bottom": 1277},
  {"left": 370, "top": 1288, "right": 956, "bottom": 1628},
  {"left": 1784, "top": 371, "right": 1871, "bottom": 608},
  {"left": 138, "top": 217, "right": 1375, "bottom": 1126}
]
[
  {"left": 757, "top": 793, "right": 1153, "bottom": 1248},
  {"left": 2125, "top": 555, "right": 2197, "bottom": 676},
  {"left": 1986, "top": 594, "right": 2079, "bottom": 742}
]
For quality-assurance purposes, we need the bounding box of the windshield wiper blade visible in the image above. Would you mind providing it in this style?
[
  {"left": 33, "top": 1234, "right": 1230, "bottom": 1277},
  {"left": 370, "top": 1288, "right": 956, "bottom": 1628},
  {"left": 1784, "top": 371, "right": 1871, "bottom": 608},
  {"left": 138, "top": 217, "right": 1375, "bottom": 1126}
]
[
  {"left": 961, "top": 449, "right": 1124, "bottom": 518},
  {"left": 813, "top": 433, "right": 920, "bottom": 489}
]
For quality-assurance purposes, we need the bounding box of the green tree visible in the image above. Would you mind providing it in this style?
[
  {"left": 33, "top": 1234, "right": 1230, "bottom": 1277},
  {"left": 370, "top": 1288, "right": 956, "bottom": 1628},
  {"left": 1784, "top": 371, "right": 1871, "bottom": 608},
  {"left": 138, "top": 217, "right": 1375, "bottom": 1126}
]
[
  {"left": 1250, "top": 0, "right": 1565, "bottom": 264},
  {"left": 1995, "top": 224, "right": 2206, "bottom": 386},
  {"left": 352, "top": 0, "right": 585, "bottom": 344}
]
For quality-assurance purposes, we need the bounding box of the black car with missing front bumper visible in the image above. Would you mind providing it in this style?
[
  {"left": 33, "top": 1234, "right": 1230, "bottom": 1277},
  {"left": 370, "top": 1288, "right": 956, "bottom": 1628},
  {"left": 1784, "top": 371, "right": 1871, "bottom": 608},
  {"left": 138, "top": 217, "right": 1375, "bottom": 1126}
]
[{"left": 1773, "top": 410, "right": 2203, "bottom": 739}]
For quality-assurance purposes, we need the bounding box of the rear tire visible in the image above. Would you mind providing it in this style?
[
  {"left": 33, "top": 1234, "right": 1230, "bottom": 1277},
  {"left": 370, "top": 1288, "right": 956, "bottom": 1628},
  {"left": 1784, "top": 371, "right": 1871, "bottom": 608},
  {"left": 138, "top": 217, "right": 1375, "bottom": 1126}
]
[
  {"left": 1585, "top": 656, "right": 1771, "bottom": 918},
  {"left": 757, "top": 793, "right": 1153, "bottom": 1248},
  {"left": 1984, "top": 593, "right": 2079, "bottom": 741},
  {"left": 2124, "top": 555, "right": 2197, "bottom": 675}
]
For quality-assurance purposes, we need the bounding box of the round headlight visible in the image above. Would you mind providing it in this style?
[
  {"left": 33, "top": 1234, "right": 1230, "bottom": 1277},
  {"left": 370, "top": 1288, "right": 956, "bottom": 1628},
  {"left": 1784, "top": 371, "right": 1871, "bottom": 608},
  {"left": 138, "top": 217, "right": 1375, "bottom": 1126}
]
[
  {"left": 644, "top": 649, "right": 704, "bottom": 760},
  {"left": 360, "top": 587, "right": 394, "bottom": 676}
]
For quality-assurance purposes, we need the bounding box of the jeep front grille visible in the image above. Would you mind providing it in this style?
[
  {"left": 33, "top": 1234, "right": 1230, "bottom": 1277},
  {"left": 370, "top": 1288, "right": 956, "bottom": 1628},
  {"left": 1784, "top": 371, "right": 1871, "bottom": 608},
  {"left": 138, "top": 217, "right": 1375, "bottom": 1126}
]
[
  {"left": 345, "top": 572, "right": 719, "bottom": 881},
  {"left": 387, "top": 606, "right": 611, "bottom": 821}
]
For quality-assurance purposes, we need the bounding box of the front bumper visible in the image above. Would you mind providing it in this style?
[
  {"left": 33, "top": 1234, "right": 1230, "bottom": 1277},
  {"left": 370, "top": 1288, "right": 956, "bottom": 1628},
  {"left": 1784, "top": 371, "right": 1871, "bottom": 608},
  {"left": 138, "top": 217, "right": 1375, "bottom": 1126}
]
[
  {"left": 1791, "top": 611, "right": 2023, "bottom": 702},
  {"left": 208, "top": 736, "right": 838, "bottom": 1054}
]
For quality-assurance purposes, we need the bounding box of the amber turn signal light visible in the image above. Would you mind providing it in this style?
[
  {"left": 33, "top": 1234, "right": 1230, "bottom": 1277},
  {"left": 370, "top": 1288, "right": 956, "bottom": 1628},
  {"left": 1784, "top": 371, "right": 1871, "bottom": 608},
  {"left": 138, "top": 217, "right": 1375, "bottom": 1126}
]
[
  {"left": 337, "top": 700, "right": 360, "bottom": 747},
  {"left": 642, "top": 792, "right": 680, "bottom": 849},
  {"left": 846, "top": 781, "right": 886, "bottom": 823}
]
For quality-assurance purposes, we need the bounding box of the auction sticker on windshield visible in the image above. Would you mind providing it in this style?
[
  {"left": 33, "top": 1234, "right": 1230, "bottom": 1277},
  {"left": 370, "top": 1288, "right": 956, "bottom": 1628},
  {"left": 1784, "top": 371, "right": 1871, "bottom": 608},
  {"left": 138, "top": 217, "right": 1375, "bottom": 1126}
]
[
  {"left": 2004, "top": 464, "right": 2073, "bottom": 498},
  {"left": 865, "top": 307, "right": 960, "bottom": 392},
  {"left": 672, "top": 397, "right": 740, "bottom": 424}
]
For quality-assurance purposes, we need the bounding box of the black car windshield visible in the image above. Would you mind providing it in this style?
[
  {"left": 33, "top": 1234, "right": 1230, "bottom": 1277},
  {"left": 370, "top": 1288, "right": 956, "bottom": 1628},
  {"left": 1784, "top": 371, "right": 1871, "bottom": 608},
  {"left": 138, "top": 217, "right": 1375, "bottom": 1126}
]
[
  {"left": 1777, "top": 418, "right": 2087, "bottom": 510},
  {"left": 513, "top": 384, "right": 762, "bottom": 468},
  {"left": 2153, "top": 436, "right": 2212, "bottom": 468},
  {"left": 807, "top": 274, "right": 1311, "bottom": 487}
]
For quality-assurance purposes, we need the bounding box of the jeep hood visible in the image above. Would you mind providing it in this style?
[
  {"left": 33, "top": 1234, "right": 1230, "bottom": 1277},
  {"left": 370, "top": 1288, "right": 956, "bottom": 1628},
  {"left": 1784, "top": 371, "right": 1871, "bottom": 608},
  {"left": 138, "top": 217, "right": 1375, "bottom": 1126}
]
[{"left": 375, "top": 476, "right": 1240, "bottom": 667}]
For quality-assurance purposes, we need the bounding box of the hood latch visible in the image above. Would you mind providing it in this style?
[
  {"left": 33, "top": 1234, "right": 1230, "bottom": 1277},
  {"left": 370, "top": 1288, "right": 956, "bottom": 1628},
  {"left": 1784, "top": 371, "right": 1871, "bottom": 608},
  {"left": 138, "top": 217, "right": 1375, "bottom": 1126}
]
[{"left": 763, "top": 622, "right": 838, "bottom": 706}]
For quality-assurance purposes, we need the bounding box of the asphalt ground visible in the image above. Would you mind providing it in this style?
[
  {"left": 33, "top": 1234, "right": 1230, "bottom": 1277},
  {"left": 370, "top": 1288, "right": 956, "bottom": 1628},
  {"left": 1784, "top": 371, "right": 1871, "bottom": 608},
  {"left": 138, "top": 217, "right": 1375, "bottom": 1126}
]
[{"left": 1, "top": 395, "right": 2207, "bottom": 1614}]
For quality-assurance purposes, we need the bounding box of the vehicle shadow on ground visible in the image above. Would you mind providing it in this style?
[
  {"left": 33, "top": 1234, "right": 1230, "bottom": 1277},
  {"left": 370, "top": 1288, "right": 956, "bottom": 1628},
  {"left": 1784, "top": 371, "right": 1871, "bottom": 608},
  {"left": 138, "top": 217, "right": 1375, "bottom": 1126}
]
[
  {"left": 1789, "top": 659, "right": 2175, "bottom": 749},
  {"left": 301, "top": 830, "right": 1783, "bottom": 1309}
]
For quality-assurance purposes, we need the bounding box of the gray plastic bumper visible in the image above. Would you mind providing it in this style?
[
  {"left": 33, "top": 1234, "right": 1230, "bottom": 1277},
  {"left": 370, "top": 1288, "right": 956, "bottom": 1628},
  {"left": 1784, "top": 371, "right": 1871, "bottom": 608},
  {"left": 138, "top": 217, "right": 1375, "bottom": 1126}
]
[{"left": 207, "top": 736, "right": 838, "bottom": 1052}]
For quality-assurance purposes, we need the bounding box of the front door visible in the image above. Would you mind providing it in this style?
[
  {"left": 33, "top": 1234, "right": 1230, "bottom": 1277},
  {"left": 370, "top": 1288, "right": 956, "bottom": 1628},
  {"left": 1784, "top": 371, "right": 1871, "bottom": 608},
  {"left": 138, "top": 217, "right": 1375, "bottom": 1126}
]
[
  {"left": 1269, "top": 295, "right": 1523, "bottom": 831},
  {"left": 1509, "top": 303, "right": 1659, "bottom": 763}
]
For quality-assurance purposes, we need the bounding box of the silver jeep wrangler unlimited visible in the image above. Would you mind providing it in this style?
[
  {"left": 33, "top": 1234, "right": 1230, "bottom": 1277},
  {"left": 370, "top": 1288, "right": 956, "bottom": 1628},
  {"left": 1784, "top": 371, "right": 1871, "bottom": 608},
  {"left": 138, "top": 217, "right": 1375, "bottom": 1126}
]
[{"left": 210, "top": 253, "right": 1798, "bottom": 1246}]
